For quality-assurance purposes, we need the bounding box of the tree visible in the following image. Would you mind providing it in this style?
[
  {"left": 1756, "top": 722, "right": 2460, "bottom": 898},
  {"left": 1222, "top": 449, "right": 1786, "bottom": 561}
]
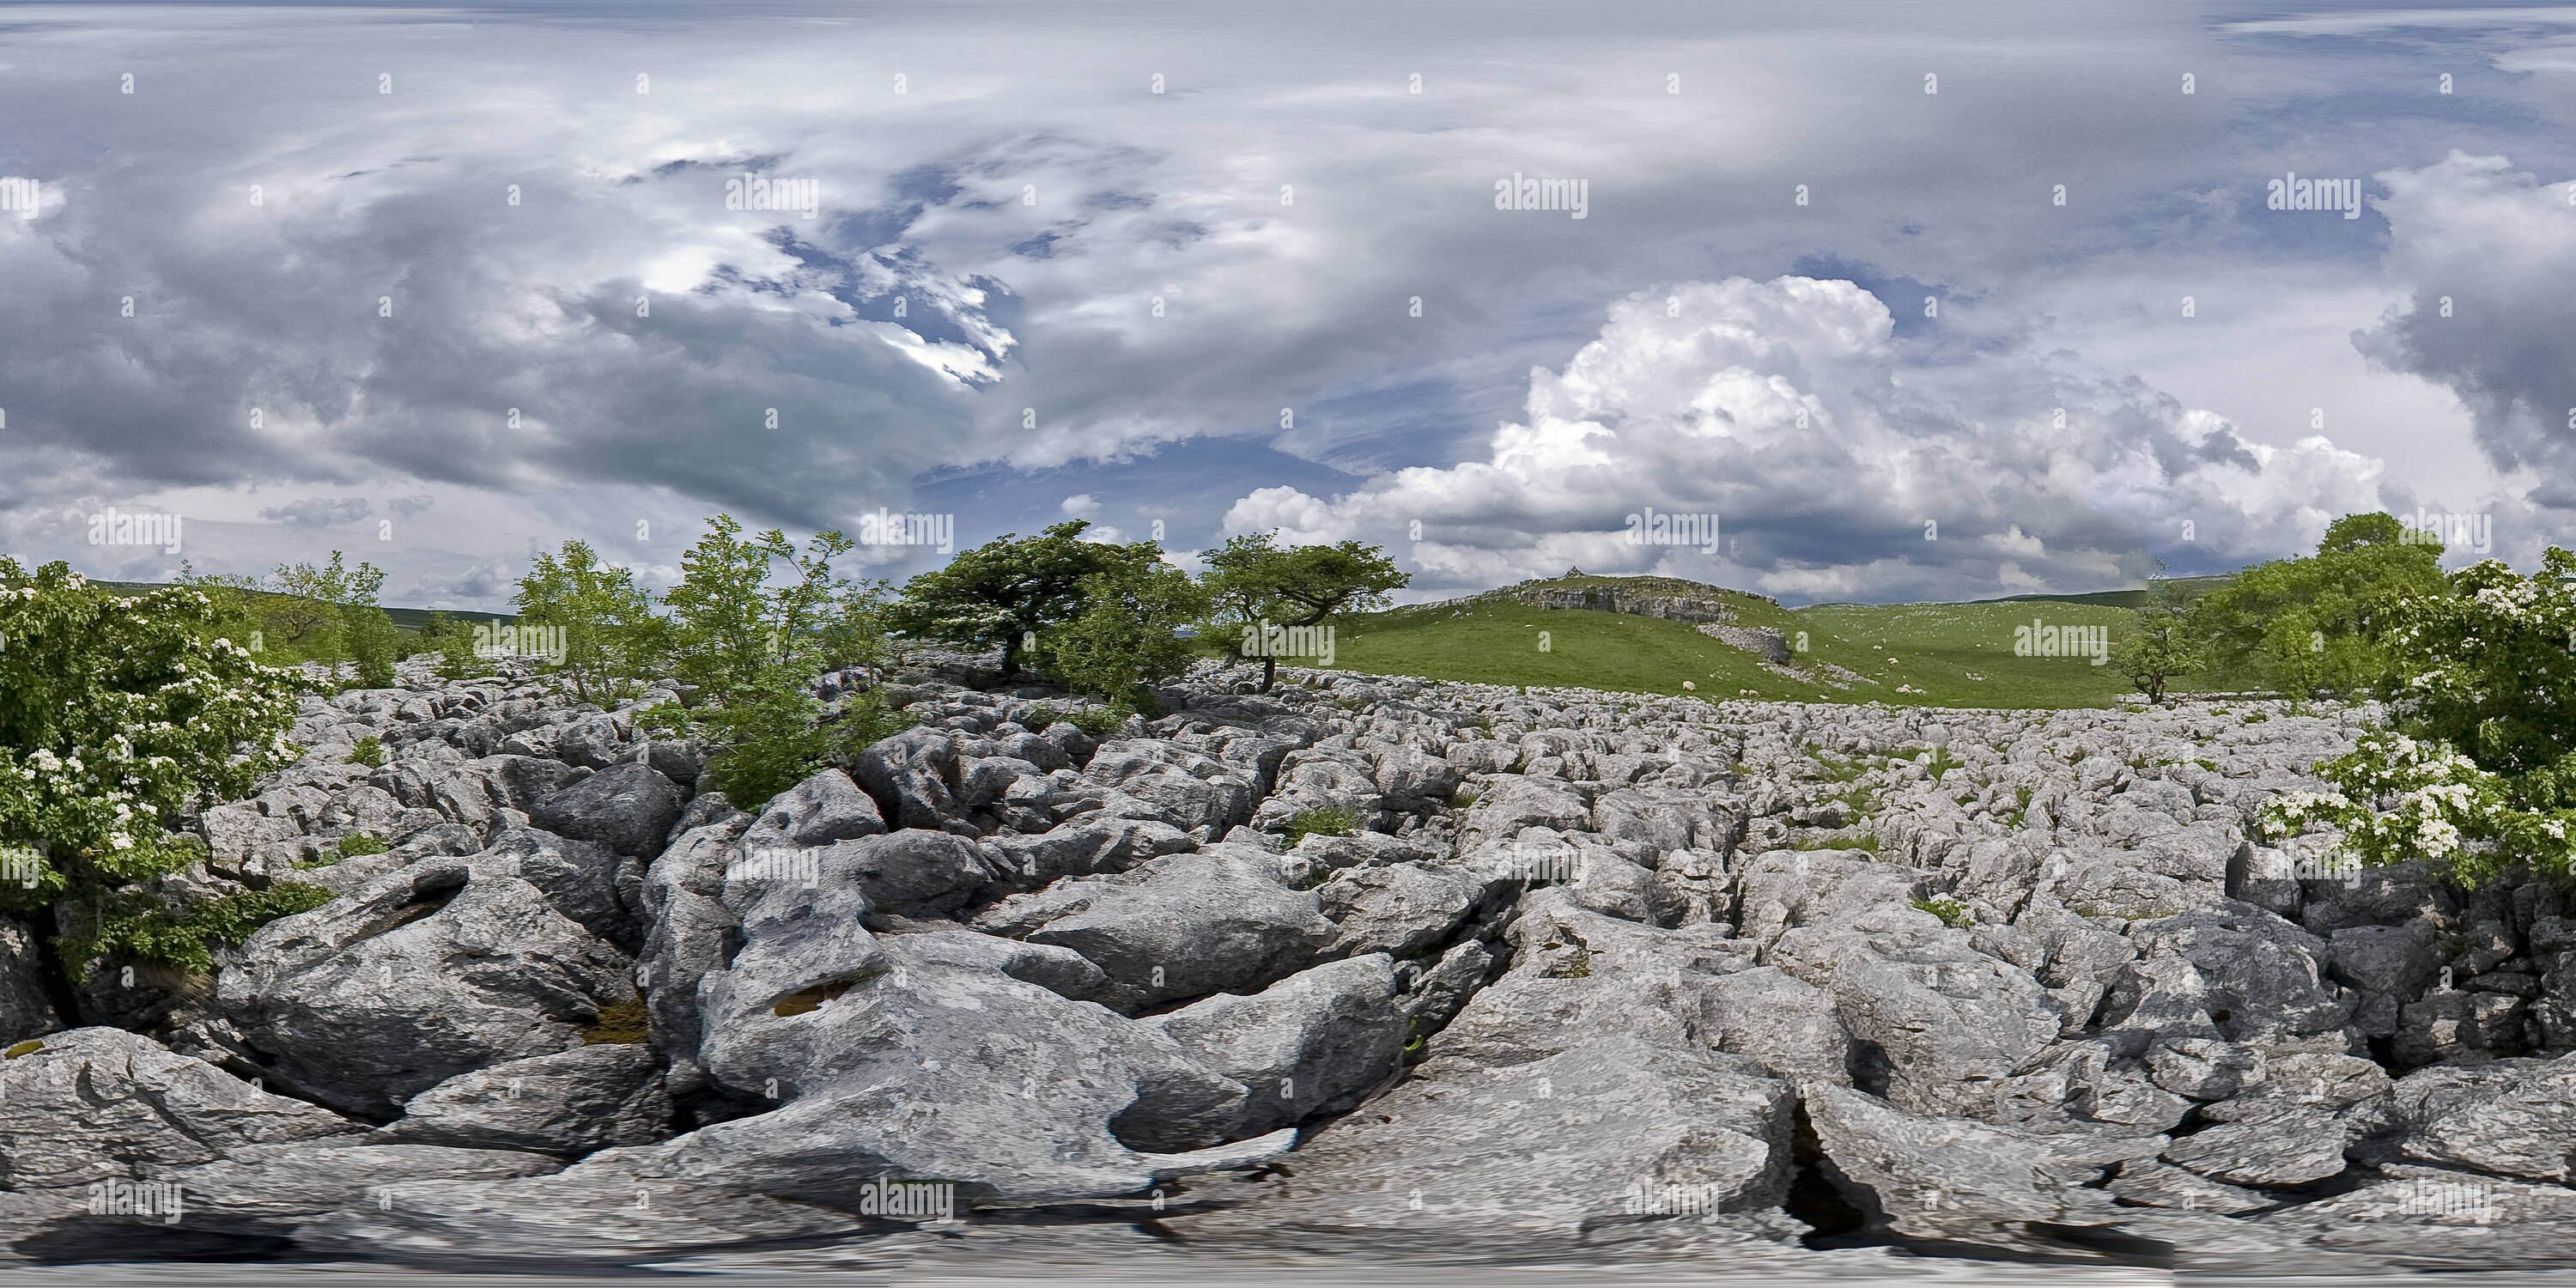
[
  {"left": 2111, "top": 567, "right": 2202, "bottom": 705},
  {"left": 2263, "top": 548, "right": 2571, "bottom": 887},
  {"left": 1044, "top": 560, "right": 1212, "bottom": 714},
  {"left": 652, "top": 516, "right": 894, "bottom": 808},
  {"left": 0, "top": 560, "right": 311, "bottom": 975},
  {"left": 890, "top": 520, "right": 1158, "bottom": 677},
  {"left": 422, "top": 611, "right": 496, "bottom": 683},
  {"left": 514, "top": 540, "right": 667, "bottom": 704},
  {"left": 2187, "top": 512, "right": 2446, "bottom": 698},
  {"left": 1200, "top": 533, "right": 1409, "bottom": 691}
]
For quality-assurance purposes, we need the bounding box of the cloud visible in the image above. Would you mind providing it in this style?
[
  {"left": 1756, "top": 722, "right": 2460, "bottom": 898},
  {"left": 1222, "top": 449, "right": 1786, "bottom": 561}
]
[
  {"left": 1221, "top": 276, "right": 2385, "bottom": 604},
  {"left": 2352, "top": 152, "right": 2576, "bottom": 497},
  {"left": 1060, "top": 494, "right": 1103, "bottom": 519},
  {"left": 258, "top": 496, "right": 373, "bottom": 527}
]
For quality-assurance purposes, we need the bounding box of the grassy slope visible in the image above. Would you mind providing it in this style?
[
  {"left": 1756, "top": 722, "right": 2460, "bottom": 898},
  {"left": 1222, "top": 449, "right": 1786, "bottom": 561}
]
[
  {"left": 90, "top": 580, "right": 514, "bottom": 635},
  {"left": 1322, "top": 577, "right": 2148, "bottom": 708}
]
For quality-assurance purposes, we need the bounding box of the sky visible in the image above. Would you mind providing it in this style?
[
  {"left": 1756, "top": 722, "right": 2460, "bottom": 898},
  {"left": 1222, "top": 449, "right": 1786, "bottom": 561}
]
[{"left": 2, "top": 0, "right": 2573, "bottom": 609}]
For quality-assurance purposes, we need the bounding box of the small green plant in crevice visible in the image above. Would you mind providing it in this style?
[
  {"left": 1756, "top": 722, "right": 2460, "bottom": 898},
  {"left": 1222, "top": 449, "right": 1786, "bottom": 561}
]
[
  {"left": 64, "top": 881, "right": 337, "bottom": 980},
  {"left": 583, "top": 996, "right": 652, "bottom": 1045},
  {"left": 1024, "top": 701, "right": 1132, "bottom": 739},
  {"left": 1449, "top": 787, "right": 1481, "bottom": 811},
  {"left": 1912, "top": 896, "right": 1974, "bottom": 929},
  {"left": 1921, "top": 746, "right": 1963, "bottom": 781},
  {"left": 2003, "top": 784, "right": 2036, "bottom": 829},
  {"left": 2242, "top": 712, "right": 2270, "bottom": 724},
  {"left": 1286, "top": 805, "right": 1358, "bottom": 848},
  {"left": 332, "top": 833, "right": 390, "bottom": 859},
  {"left": 345, "top": 736, "right": 388, "bottom": 769}
]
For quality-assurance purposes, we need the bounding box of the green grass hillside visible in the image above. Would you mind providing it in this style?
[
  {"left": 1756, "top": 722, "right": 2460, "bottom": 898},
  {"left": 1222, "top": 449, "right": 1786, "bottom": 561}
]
[{"left": 1315, "top": 575, "right": 2148, "bottom": 708}]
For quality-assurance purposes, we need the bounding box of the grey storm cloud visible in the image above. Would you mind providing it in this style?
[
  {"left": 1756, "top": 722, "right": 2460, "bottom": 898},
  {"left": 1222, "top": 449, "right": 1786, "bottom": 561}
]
[
  {"left": 258, "top": 496, "right": 374, "bottom": 527},
  {"left": 0, "top": 3, "right": 2567, "bottom": 607}
]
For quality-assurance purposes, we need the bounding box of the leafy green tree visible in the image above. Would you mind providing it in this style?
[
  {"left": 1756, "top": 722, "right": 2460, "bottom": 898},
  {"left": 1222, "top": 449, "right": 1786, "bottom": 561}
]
[
  {"left": 2187, "top": 513, "right": 2445, "bottom": 698},
  {"left": 514, "top": 540, "right": 668, "bottom": 703},
  {"left": 651, "top": 516, "right": 893, "bottom": 807},
  {"left": 2111, "top": 567, "right": 2203, "bottom": 705},
  {"left": 421, "top": 611, "right": 496, "bottom": 682},
  {"left": 1200, "top": 532, "right": 1409, "bottom": 691},
  {"left": 1044, "top": 560, "right": 1213, "bottom": 714},
  {"left": 890, "top": 520, "right": 1151, "bottom": 677},
  {"left": 0, "top": 561, "right": 310, "bottom": 975},
  {"left": 2263, "top": 548, "right": 2571, "bottom": 886}
]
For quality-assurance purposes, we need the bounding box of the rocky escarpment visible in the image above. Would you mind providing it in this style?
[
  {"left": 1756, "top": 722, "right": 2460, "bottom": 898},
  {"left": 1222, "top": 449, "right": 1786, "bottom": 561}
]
[
  {"left": 3, "top": 657, "right": 2574, "bottom": 1273},
  {"left": 1427, "top": 571, "right": 1774, "bottom": 625}
]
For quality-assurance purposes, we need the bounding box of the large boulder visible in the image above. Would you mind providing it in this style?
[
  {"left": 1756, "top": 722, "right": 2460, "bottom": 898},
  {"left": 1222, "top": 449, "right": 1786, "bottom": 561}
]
[
  {"left": 973, "top": 854, "right": 1336, "bottom": 1011},
  {"left": 212, "top": 856, "right": 638, "bottom": 1119},
  {"left": 0, "top": 1028, "right": 357, "bottom": 1192},
  {"left": 531, "top": 762, "right": 684, "bottom": 859},
  {"left": 385, "top": 1043, "right": 671, "bottom": 1157},
  {"left": 852, "top": 728, "right": 962, "bottom": 831},
  {"left": 1156, "top": 954, "right": 1408, "bottom": 1137}
]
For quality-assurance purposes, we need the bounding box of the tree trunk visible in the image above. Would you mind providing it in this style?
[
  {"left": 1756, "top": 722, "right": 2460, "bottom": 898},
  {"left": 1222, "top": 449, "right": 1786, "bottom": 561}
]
[{"left": 1261, "top": 655, "right": 1277, "bottom": 693}]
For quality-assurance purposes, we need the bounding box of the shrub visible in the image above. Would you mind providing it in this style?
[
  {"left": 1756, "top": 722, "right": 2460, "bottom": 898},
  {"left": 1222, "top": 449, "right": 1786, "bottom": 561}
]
[
  {"left": 334, "top": 833, "right": 390, "bottom": 858},
  {"left": 346, "top": 736, "right": 387, "bottom": 769},
  {"left": 514, "top": 540, "right": 669, "bottom": 704},
  {"left": 1025, "top": 702, "right": 1130, "bottom": 738},
  {"left": 0, "top": 562, "right": 307, "bottom": 951},
  {"left": 62, "top": 881, "right": 335, "bottom": 979},
  {"left": 2262, "top": 548, "right": 2576, "bottom": 886},
  {"left": 425, "top": 611, "right": 495, "bottom": 682},
  {"left": 1912, "top": 896, "right": 1974, "bottom": 928},
  {"left": 1286, "top": 805, "right": 1358, "bottom": 848},
  {"left": 1042, "top": 561, "right": 1211, "bottom": 714}
]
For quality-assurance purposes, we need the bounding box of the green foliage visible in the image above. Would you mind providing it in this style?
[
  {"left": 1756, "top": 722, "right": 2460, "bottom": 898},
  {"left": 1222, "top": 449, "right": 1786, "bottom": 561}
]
[
  {"left": 2112, "top": 568, "right": 2204, "bottom": 705},
  {"left": 1042, "top": 560, "right": 1212, "bottom": 714},
  {"left": 1449, "top": 787, "right": 1481, "bottom": 810},
  {"left": 333, "top": 833, "right": 390, "bottom": 858},
  {"left": 423, "top": 611, "right": 495, "bottom": 682},
  {"left": 2188, "top": 513, "right": 2447, "bottom": 698},
  {"left": 651, "top": 518, "right": 892, "bottom": 811},
  {"left": 346, "top": 736, "right": 387, "bottom": 769},
  {"left": 341, "top": 606, "right": 407, "bottom": 689},
  {"left": 62, "top": 881, "right": 335, "bottom": 979},
  {"left": 0, "top": 561, "right": 307, "bottom": 920},
  {"left": 3, "top": 1039, "right": 40, "bottom": 1059},
  {"left": 1286, "top": 805, "right": 1358, "bottom": 848},
  {"left": 515, "top": 539, "right": 668, "bottom": 704},
  {"left": 1024, "top": 702, "right": 1131, "bottom": 738},
  {"left": 1912, "top": 896, "right": 1974, "bottom": 928},
  {"left": 1200, "top": 532, "right": 1409, "bottom": 691},
  {"left": 889, "top": 520, "right": 1146, "bottom": 677},
  {"left": 2263, "top": 548, "right": 2576, "bottom": 886},
  {"left": 1921, "top": 746, "right": 1963, "bottom": 781}
]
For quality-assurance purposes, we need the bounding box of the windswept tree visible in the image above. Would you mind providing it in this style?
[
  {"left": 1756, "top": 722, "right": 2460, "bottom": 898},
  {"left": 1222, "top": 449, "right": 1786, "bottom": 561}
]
[
  {"left": 1200, "top": 533, "right": 1409, "bottom": 690},
  {"left": 2111, "top": 565, "right": 2203, "bottom": 705},
  {"left": 2187, "top": 512, "right": 2446, "bottom": 699},
  {"left": 890, "top": 520, "right": 1160, "bottom": 677},
  {"left": 1043, "top": 559, "right": 1213, "bottom": 714}
]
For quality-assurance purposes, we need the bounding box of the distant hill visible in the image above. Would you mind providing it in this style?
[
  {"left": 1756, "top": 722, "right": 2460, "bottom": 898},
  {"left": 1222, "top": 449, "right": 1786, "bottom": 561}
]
[{"left": 88, "top": 580, "right": 515, "bottom": 635}]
